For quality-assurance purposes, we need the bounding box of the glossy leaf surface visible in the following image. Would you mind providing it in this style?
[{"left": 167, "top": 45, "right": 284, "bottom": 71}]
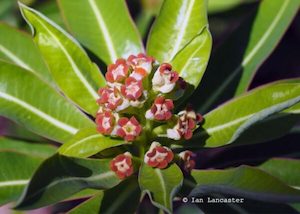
[
  {"left": 0, "top": 23, "right": 53, "bottom": 84},
  {"left": 59, "top": 128, "right": 126, "bottom": 158},
  {"left": 191, "top": 166, "right": 300, "bottom": 203},
  {"left": 139, "top": 164, "right": 183, "bottom": 213},
  {"left": 147, "top": 0, "right": 209, "bottom": 62},
  {"left": 259, "top": 158, "right": 300, "bottom": 188},
  {"left": 171, "top": 27, "right": 212, "bottom": 88},
  {"left": 58, "top": 0, "right": 144, "bottom": 65},
  {"left": 190, "top": 80, "right": 300, "bottom": 147},
  {"left": 69, "top": 177, "right": 140, "bottom": 213},
  {"left": 0, "top": 61, "right": 94, "bottom": 143},
  {"left": 20, "top": 4, "right": 105, "bottom": 115},
  {"left": 0, "top": 137, "right": 56, "bottom": 158},
  {"left": 68, "top": 193, "right": 104, "bottom": 214},
  {"left": 16, "top": 154, "right": 121, "bottom": 210},
  {"left": 192, "top": 0, "right": 300, "bottom": 112},
  {"left": 232, "top": 104, "right": 300, "bottom": 145},
  {"left": 0, "top": 151, "right": 44, "bottom": 206}
]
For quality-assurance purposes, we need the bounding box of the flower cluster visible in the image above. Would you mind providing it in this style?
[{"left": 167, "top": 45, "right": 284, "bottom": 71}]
[{"left": 95, "top": 53, "right": 202, "bottom": 179}]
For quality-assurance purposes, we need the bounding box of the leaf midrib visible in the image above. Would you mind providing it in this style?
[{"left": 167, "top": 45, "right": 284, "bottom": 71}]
[
  {"left": 169, "top": 0, "right": 195, "bottom": 60},
  {"left": 0, "top": 179, "right": 29, "bottom": 188},
  {"left": 201, "top": 0, "right": 291, "bottom": 110},
  {"left": 0, "top": 92, "right": 78, "bottom": 135},
  {"left": 0, "top": 44, "right": 32, "bottom": 71},
  {"left": 87, "top": 0, "right": 117, "bottom": 63},
  {"left": 155, "top": 168, "right": 167, "bottom": 207},
  {"left": 32, "top": 10, "right": 99, "bottom": 99},
  {"left": 61, "top": 134, "right": 101, "bottom": 154}
]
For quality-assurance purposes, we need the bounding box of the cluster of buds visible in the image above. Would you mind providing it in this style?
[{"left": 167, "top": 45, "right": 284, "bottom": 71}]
[{"left": 95, "top": 53, "right": 202, "bottom": 179}]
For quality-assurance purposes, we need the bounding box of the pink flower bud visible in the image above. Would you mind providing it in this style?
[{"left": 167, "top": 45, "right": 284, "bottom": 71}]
[
  {"left": 96, "top": 110, "right": 116, "bottom": 135},
  {"left": 116, "top": 116, "right": 142, "bottom": 142},
  {"left": 152, "top": 63, "right": 179, "bottom": 93},
  {"left": 127, "top": 53, "right": 154, "bottom": 78},
  {"left": 110, "top": 152, "right": 133, "bottom": 179},
  {"left": 167, "top": 108, "right": 203, "bottom": 140},
  {"left": 121, "top": 77, "right": 143, "bottom": 100},
  {"left": 105, "top": 59, "right": 129, "bottom": 83},
  {"left": 144, "top": 142, "right": 174, "bottom": 169},
  {"left": 145, "top": 96, "right": 174, "bottom": 121},
  {"left": 179, "top": 151, "right": 196, "bottom": 172},
  {"left": 98, "top": 87, "right": 124, "bottom": 111}
]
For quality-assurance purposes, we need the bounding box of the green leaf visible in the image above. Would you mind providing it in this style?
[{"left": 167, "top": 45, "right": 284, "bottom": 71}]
[
  {"left": 0, "top": 151, "right": 44, "bottom": 206},
  {"left": 59, "top": 128, "right": 126, "bottom": 158},
  {"left": 15, "top": 154, "right": 121, "bottom": 210},
  {"left": 139, "top": 164, "right": 183, "bottom": 213},
  {"left": 69, "top": 177, "right": 141, "bottom": 214},
  {"left": 36, "top": 1, "right": 64, "bottom": 28},
  {"left": 57, "top": 0, "right": 144, "bottom": 65},
  {"left": 0, "top": 61, "right": 94, "bottom": 143},
  {"left": 232, "top": 104, "right": 300, "bottom": 145},
  {"left": 192, "top": 0, "right": 300, "bottom": 112},
  {"left": 259, "top": 158, "right": 300, "bottom": 188},
  {"left": 0, "top": 137, "right": 56, "bottom": 158},
  {"left": 99, "top": 177, "right": 141, "bottom": 214},
  {"left": 190, "top": 80, "right": 300, "bottom": 147},
  {"left": 68, "top": 193, "right": 104, "bottom": 214},
  {"left": 147, "top": 0, "right": 209, "bottom": 62},
  {"left": 171, "top": 26, "right": 212, "bottom": 88},
  {"left": 191, "top": 166, "right": 300, "bottom": 203},
  {"left": 0, "top": 23, "right": 53, "bottom": 84},
  {"left": 19, "top": 3, "right": 106, "bottom": 115}
]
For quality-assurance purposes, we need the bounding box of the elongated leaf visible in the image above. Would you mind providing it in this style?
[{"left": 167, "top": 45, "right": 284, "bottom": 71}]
[
  {"left": 191, "top": 166, "right": 300, "bottom": 203},
  {"left": 59, "top": 128, "right": 126, "bottom": 158},
  {"left": 232, "top": 104, "right": 300, "bottom": 145},
  {"left": 69, "top": 177, "right": 140, "bottom": 213},
  {"left": 259, "top": 158, "right": 300, "bottom": 188},
  {"left": 16, "top": 154, "right": 121, "bottom": 210},
  {"left": 190, "top": 79, "right": 300, "bottom": 147},
  {"left": 58, "top": 0, "right": 144, "bottom": 65},
  {"left": 37, "top": 1, "right": 64, "bottom": 28},
  {"left": 0, "top": 151, "right": 44, "bottom": 206},
  {"left": 0, "top": 61, "right": 94, "bottom": 143},
  {"left": 19, "top": 4, "right": 105, "bottom": 115},
  {"left": 0, "top": 23, "right": 53, "bottom": 84},
  {"left": 100, "top": 177, "right": 140, "bottom": 214},
  {"left": 171, "top": 26, "right": 212, "bottom": 88},
  {"left": 192, "top": 0, "right": 300, "bottom": 112},
  {"left": 0, "top": 137, "right": 56, "bottom": 158},
  {"left": 139, "top": 164, "right": 183, "bottom": 213},
  {"left": 147, "top": 0, "right": 208, "bottom": 62},
  {"left": 68, "top": 193, "right": 104, "bottom": 214}
]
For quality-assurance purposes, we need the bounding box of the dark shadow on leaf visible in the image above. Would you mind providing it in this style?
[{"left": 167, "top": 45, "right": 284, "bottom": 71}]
[
  {"left": 15, "top": 153, "right": 93, "bottom": 210},
  {"left": 190, "top": 3, "right": 260, "bottom": 114}
]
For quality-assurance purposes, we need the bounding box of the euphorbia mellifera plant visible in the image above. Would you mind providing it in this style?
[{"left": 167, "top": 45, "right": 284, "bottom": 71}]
[
  {"left": 95, "top": 54, "right": 202, "bottom": 178},
  {"left": 0, "top": 0, "right": 300, "bottom": 213}
]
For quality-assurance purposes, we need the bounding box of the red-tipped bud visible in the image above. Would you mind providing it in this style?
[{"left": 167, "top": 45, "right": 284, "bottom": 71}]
[
  {"left": 116, "top": 116, "right": 142, "bottom": 142},
  {"left": 127, "top": 53, "right": 154, "bottom": 79},
  {"left": 152, "top": 63, "right": 179, "bottom": 93},
  {"left": 105, "top": 59, "right": 129, "bottom": 83},
  {"left": 167, "top": 108, "right": 203, "bottom": 140},
  {"left": 144, "top": 142, "right": 174, "bottom": 169},
  {"left": 121, "top": 77, "right": 143, "bottom": 100},
  {"left": 179, "top": 150, "right": 196, "bottom": 172},
  {"left": 110, "top": 152, "right": 133, "bottom": 179},
  {"left": 145, "top": 96, "right": 174, "bottom": 121},
  {"left": 96, "top": 110, "right": 116, "bottom": 135}
]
